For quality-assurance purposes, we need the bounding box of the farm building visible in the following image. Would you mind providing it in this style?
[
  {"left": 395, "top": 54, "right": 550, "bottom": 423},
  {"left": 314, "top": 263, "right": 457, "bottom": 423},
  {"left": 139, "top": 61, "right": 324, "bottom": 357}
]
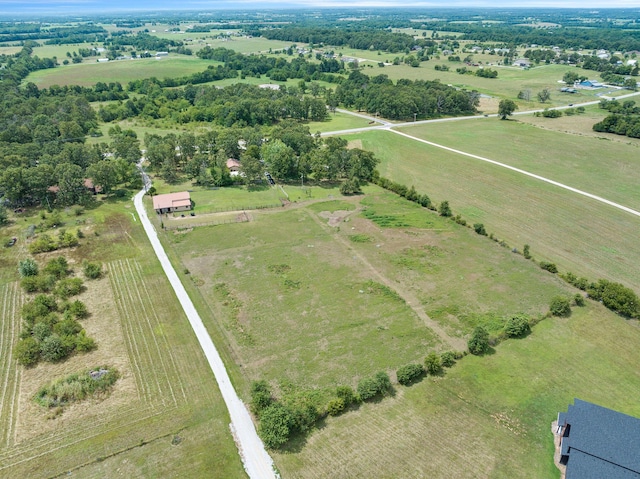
[
  {"left": 226, "top": 158, "right": 241, "bottom": 176},
  {"left": 152, "top": 191, "right": 192, "bottom": 214},
  {"left": 556, "top": 399, "right": 640, "bottom": 478},
  {"left": 579, "top": 80, "right": 603, "bottom": 88},
  {"left": 512, "top": 58, "right": 531, "bottom": 67}
]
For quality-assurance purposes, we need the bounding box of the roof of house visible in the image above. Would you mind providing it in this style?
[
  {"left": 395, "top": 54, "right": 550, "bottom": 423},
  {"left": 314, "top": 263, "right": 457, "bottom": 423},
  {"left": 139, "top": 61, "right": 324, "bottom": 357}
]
[
  {"left": 226, "top": 158, "right": 241, "bottom": 169},
  {"left": 559, "top": 399, "right": 640, "bottom": 479},
  {"left": 152, "top": 191, "right": 191, "bottom": 210}
]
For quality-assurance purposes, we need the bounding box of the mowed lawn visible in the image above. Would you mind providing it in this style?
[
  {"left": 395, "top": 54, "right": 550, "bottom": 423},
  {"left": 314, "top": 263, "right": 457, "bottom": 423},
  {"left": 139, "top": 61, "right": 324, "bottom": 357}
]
[
  {"left": 25, "top": 57, "right": 219, "bottom": 88},
  {"left": 343, "top": 130, "right": 640, "bottom": 292},
  {"left": 272, "top": 303, "right": 640, "bottom": 479}
]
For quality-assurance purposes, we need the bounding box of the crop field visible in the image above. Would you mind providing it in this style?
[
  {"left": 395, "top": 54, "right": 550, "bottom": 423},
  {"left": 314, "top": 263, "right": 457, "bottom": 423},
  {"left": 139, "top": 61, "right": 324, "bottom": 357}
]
[
  {"left": 0, "top": 205, "right": 245, "bottom": 478},
  {"left": 164, "top": 187, "right": 573, "bottom": 393},
  {"left": 343, "top": 129, "right": 640, "bottom": 292},
  {"left": 25, "top": 57, "right": 219, "bottom": 88}
]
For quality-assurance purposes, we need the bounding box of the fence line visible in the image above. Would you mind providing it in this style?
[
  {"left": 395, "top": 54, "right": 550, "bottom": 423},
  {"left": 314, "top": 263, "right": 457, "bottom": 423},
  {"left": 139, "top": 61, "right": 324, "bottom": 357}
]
[{"left": 170, "top": 202, "right": 283, "bottom": 217}]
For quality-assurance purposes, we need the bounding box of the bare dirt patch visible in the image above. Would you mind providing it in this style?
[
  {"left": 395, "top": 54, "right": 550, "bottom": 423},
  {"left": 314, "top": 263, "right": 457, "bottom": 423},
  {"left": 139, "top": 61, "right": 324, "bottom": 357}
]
[
  {"left": 478, "top": 97, "right": 500, "bottom": 114},
  {"left": 317, "top": 209, "right": 355, "bottom": 227}
]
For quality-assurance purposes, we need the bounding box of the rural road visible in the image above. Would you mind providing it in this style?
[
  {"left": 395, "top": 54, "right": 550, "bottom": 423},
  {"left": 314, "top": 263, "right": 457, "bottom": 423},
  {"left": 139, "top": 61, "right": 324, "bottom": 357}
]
[{"left": 133, "top": 186, "right": 277, "bottom": 479}]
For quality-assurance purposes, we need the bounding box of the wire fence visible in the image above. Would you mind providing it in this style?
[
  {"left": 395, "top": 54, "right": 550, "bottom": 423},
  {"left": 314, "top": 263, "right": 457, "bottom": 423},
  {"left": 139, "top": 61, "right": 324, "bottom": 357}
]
[{"left": 170, "top": 202, "right": 284, "bottom": 217}]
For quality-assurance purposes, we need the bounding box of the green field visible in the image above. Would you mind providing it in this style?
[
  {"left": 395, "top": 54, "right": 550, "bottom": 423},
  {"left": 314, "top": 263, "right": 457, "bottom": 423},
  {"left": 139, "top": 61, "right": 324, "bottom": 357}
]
[
  {"left": 25, "top": 57, "right": 219, "bottom": 88},
  {"left": 0, "top": 201, "right": 246, "bottom": 478},
  {"left": 156, "top": 185, "right": 640, "bottom": 478},
  {"left": 342, "top": 129, "right": 640, "bottom": 292}
]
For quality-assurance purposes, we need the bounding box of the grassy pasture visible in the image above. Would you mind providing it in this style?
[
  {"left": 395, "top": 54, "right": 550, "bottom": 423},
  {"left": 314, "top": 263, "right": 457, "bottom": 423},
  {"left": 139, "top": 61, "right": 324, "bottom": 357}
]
[
  {"left": 272, "top": 304, "right": 640, "bottom": 478},
  {"left": 25, "top": 57, "right": 218, "bottom": 88},
  {"left": 400, "top": 117, "right": 640, "bottom": 210},
  {"left": 344, "top": 129, "right": 640, "bottom": 292},
  {"left": 0, "top": 200, "right": 246, "bottom": 478}
]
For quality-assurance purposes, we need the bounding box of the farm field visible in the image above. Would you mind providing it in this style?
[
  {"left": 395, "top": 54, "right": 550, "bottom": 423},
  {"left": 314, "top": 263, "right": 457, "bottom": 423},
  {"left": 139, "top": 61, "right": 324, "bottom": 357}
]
[
  {"left": 399, "top": 115, "right": 640, "bottom": 210},
  {"left": 343, "top": 129, "right": 640, "bottom": 292},
  {"left": 0, "top": 201, "right": 246, "bottom": 478},
  {"left": 25, "top": 57, "right": 219, "bottom": 88},
  {"left": 158, "top": 185, "right": 640, "bottom": 478}
]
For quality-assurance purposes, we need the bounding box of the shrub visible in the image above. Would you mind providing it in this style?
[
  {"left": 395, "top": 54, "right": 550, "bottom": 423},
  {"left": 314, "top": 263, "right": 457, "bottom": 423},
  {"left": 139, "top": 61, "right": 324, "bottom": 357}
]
[
  {"left": 326, "top": 397, "right": 346, "bottom": 416},
  {"left": 357, "top": 371, "right": 392, "bottom": 401},
  {"left": 258, "top": 403, "right": 295, "bottom": 449},
  {"left": 54, "top": 278, "right": 84, "bottom": 299},
  {"left": 574, "top": 293, "right": 586, "bottom": 307},
  {"left": 53, "top": 318, "right": 82, "bottom": 337},
  {"left": 34, "top": 367, "right": 119, "bottom": 408},
  {"left": 438, "top": 200, "right": 452, "bottom": 217},
  {"left": 440, "top": 351, "right": 457, "bottom": 368},
  {"left": 523, "top": 244, "right": 531, "bottom": 259},
  {"left": 33, "top": 321, "right": 53, "bottom": 342},
  {"left": 29, "top": 234, "right": 57, "bottom": 254},
  {"left": 18, "top": 259, "right": 39, "bottom": 277},
  {"left": 74, "top": 330, "right": 96, "bottom": 352},
  {"left": 336, "top": 385, "right": 357, "bottom": 405},
  {"left": 468, "top": 326, "right": 490, "bottom": 355},
  {"left": 58, "top": 230, "right": 79, "bottom": 248},
  {"left": 40, "top": 334, "right": 70, "bottom": 362},
  {"left": 539, "top": 261, "right": 558, "bottom": 273},
  {"left": 43, "top": 257, "right": 70, "bottom": 279},
  {"left": 396, "top": 363, "right": 424, "bottom": 385},
  {"left": 67, "top": 300, "right": 89, "bottom": 319},
  {"left": 587, "top": 279, "right": 640, "bottom": 318},
  {"left": 250, "top": 380, "right": 273, "bottom": 416},
  {"left": 424, "top": 352, "right": 443, "bottom": 375},
  {"left": 14, "top": 337, "right": 41, "bottom": 366},
  {"left": 83, "top": 261, "right": 103, "bottom": 279},
  {"left": 503, "top": 314, "right": 531, "bottom": 338},
  {"left": 473, "top": 223, "right": 487, "bottom": 236},
  {"left": 550, "top": 296, "right": 572, "bottom": 317}
]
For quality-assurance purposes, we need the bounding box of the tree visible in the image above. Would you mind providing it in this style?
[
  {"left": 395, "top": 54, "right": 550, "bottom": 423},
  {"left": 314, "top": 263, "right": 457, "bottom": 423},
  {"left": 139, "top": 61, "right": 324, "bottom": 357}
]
[
  {"left": 396, "top": 363, "right": 424, "bottom": 385},
  {"left": 424, "top": 352, "right": 443, "bottom": 375},
  {"left": 550, "top": 296, "right": 572, "bottom": 317},
  {"left": 468, "top": 326, "right": 490, "bottom": 355},
  {"left": 438, "top": 200, "right": 452, "bottom": 217},
  {"left": 14, "top": 337, "right": 40, "bottom": 366},
  {"left": 240, "top": 146, "right": 264, "bottom": 185},
  {"left": 86, "top": 160, "right": 117, "bottom": 194},
  {"left": 473, "top": 223, "right": 487, "bottom": 236},
  {"left": 537, "top": 88, "right": 551, "bottom": 103},
  {"left": 498, "top": 99, "right": 518, "bottom": 120},
  {"left": 624, "top": 78, "right": 638, "bottom": 91},
  {"left": 40, "top": 334, "right": 69, "bottom": 362},
  {"left": 19, "top": 259, "right": 39, "bottom": 277},
  {"left": 523, "top": 244, "right": 531, "bottom": 259},
  {"left": 83, "top": 261, "right": 102, "bottom": 279},
  {"left": 261, "top": 139, "right": 296, "bottom": 181},
  {"left": 258, "top": 403, "right": 295, "bottom": 449},
  {"left": 504, "top": 314, "right": 531, "bottom": 338},
  {"left": 563, "top": 71, "right": 579, "bottom": 84}
]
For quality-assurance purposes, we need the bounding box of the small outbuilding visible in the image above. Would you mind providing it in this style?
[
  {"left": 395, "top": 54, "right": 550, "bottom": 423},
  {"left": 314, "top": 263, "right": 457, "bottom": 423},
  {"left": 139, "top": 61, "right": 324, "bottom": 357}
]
[
  {"left": 152, "top": 191, "right": 192, "bottom": 214},
  {"left": 226, "top": 158, "right": 241, "bottom": 176},
  {"left": 579, "top": 80, "right": 604, "bottom": 88}
]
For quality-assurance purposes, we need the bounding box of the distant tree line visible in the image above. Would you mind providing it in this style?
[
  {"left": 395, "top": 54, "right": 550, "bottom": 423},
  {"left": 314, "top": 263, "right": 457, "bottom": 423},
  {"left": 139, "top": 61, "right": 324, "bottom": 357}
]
[{"left": 593, "top": 99, "right": 640, "bottom": 138}]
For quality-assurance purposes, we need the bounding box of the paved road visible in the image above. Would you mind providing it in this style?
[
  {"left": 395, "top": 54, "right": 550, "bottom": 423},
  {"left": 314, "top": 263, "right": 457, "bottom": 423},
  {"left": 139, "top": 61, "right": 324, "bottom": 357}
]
[{"left": 133, "top": 188, "right": 277, "bottom": 479}]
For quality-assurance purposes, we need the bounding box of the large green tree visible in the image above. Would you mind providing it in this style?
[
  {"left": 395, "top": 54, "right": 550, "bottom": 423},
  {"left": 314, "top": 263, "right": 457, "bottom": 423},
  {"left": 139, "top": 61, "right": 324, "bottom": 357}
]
[{"left": 498, "top": 99, "right": 518, "bottom": 120}]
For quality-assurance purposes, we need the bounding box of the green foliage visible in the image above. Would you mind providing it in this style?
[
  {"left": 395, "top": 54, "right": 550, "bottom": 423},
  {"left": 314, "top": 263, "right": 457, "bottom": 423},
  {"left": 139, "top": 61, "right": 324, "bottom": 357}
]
[
  {"left": 326, "top": 397, "right": 346, "bottom": 416},
  {"left": 561, "top": 272, "right": 589, "bottom": 291},
  {"left": 73, "top": 330, "right": 97, "bottom": 352},
  {"left": 258, "top": 403, "right": 295, "bottom": 449},
  {"left": 587, "top": 279, "right": 640, "bottom": 318},
  {"left": 20, "top": 274, "right": 56, "bottom": 293},
  {"left": 67, "top": 300, "right": 89, "bottom": 319},
  {"left": 539, "top": 261, "right": 558, "bottom": 274},
  {"left": 349, "top": 234, "right": 373, "bottom": 243},
  {"left": 43, "top": 256, "right": 70, "bottom": 279},
  {"left": 396, "top": 363, "right": 424, "bottom": 385},
  {"left": 14, "top": 337, "right": 40, "bottom": 366},
  {"left": 424, "top": 352, "right": 443, "bottom": 375},
  {"left": 440, "top": 351, "right": 457, "bottom": 368},
  {"left": 574, "top": 293, "right": 586, "bottom": 307},
  {"left": 498, "top": 99, "right": 517, "bottom": 119},
  {"left": 29, "top": 234, "right": 56, "bottom": 254},
  {"left": 468, "top": 326, "right": 490, "bottom": 355},
  {"left": 335, "top": 385, "right": 357, "bottom": 406},
  {"left": 357, "top": 371, "right": 392, "bottom": 401},
  {"left": 523, "top": 244, "right": 531, "bottom": 260},
  {"left": 438, "top": 200, "right": 452, "bottom": 217},
  {"left": 250, "top": 380, "right": 273, "bottom": 416},
  {"left": 18, "top": 258, "right": 39, "bottom": 277},
  {"left": 54, "top": 277, "right": 84, "bottom": 299},
  {"left": 34, "top": 367, "right": 119, "bottom": 408},
  {"left": 541, "top": 108, "right": 562, "bottom": 118},
  {"left": 503, "top": 314, "right": 531, "bottom": 338},
  {"left": 473, "top": 223, "right": 487, "bottom": 236},
  {"left": 83, "top": 261, "right": 103, "bottom": 279},
  {"left": 340, "top": 177, "right": 362, "bottom": 195},
  {"left": 40, "top": 334, "right": 70, "bottom": 362},
  {"left": 550, "top": 296, "right": 572, "bottom": 317}
]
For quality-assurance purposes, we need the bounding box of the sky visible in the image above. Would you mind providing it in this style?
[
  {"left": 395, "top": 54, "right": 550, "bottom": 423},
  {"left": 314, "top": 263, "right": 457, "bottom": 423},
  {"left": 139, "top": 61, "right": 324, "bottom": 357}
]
[{"left": 0, "top": 0, "right": 638, "bottom": 15}]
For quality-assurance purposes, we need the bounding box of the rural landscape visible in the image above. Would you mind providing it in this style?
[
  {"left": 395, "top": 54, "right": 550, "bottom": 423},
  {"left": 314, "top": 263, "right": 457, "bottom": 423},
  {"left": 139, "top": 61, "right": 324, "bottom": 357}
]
[{"left": 0, "top": 5, "right": 639, "bottom": 478}]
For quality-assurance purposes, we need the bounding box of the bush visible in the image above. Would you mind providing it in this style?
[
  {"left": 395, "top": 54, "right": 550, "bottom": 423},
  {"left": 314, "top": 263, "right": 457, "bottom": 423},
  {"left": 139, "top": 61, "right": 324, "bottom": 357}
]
[
  {"left": 574, "top": 293, "right": 586, "bottom": 307},
  {"left": 440, "top": 351, "right": 456, "bottom": 367},
  {"left": 43, "top": 257, "right": 70, "bottom": 279},
  {"left": 523, "top": 244, "right": 531, "bottom": 260},
  {"left": 326, "top": 397, "right": 346, "bottom": 416},
  {"left": 18, "top": 259, "right": 39, "bottom": 277},
  {"left": 54, "top": 278, "right": 84, "bottom": 299},
  {"left": 357, "top": 371, "right": 392, "bottom": 401},
  {"left": 34, "top": 367, "right": 119, "bottom": 408},
  {"left": 340, "top": 177, "right": 362, "bottom": 195},
  {"left": 336, "top": 385, "right": 357, "bottom": 405},
  {"left": 53, "top": 318, "right": 82, "bottom": 337},
  {"left": 14, "top": 337, "right": 40, "bottom": 366},
  {"left": 83, "top": 261, "right": 103, "bottom": 280},
  {"left": 539, "top": 261, "right": 558, "bottom": 274},
  {"left": 33, "top": 321, "right": 53, "bottom": 341},
  {"left": 74, "top": 330, "right": 96, "bottom": 352},
  {"left": 40, "top": 334, "right": 70, "bottom": 362},
  {"left": 438, "top": 200, "right": 452, "bottom": 217},
  {"left": 587, "top": 279, "right": 640, "bottom": 318},
  {"left": 29, "top": 234, "right": 57, "bottom": 254},
  {"left": 503, "top": 314, "right": 531, "bottom": 338},
  {"left": 58, "top": 230, "right": 79, "bottom": 248},
  {"left": 473, "top": 223, "right": 487, "bottom": 236},
  {"left": 424, "top": 352, "right": 443, "bottom": 375},
  {"left": 258, "top": 403, "right": 295, "bottom": 449},
  {"left": 250, "top": 380, "right": 273, "bottom": 416},
  {"left": 468, "top": 326, "right": 490, "bottom": 355},
  {"left": 396, "top": 363, "right": 424, "bottom": 385},
  {"left": 67, "top": 300, "right": 89, "bottom": 319},
  {"left": 550, "top": 296, "right": 572, "bottom": 317}
]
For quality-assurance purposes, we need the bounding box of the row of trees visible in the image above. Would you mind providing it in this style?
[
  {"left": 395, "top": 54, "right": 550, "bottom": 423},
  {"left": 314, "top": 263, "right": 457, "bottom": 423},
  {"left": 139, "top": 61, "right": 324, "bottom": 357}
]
[{"left": 593, "top": 100, "right": 640, "bottom": 138}]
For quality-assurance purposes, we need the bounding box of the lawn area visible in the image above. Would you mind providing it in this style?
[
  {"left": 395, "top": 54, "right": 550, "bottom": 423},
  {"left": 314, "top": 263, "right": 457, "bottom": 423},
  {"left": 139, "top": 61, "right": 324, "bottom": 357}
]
[
  {"left": 399, "top": 116, "right": 640, "bottom": 211},
  {"left": 306, "top": 111, "right": 374, "bottom": 133},
  {"left": 272, "top": 303, "right": 640, "bottom": 478},
  {"left": 342, "top": 130, "right": 640, "bottom": 292},
  {"left": 25, "top": 56, "right": 219, "bottom": 88},
  {"left": 0, "top": 197, "right": 246, "bottom": 478}
]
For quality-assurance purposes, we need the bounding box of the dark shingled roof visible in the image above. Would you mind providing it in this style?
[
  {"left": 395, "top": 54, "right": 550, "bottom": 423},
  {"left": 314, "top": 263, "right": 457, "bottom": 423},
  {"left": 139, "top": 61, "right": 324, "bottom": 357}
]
[{"left": 559, "top": 399, "right": 640, "bottom": 479}]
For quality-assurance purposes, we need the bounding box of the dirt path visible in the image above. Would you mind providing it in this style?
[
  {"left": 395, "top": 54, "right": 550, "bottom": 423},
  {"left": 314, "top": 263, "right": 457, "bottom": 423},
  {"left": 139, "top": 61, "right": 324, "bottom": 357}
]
[
  {"left": 133, "top": 189, "right": 277, "bottom": 479},
  {"left": 304, "top": 207, "right": 467, "bottom": 351}
]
